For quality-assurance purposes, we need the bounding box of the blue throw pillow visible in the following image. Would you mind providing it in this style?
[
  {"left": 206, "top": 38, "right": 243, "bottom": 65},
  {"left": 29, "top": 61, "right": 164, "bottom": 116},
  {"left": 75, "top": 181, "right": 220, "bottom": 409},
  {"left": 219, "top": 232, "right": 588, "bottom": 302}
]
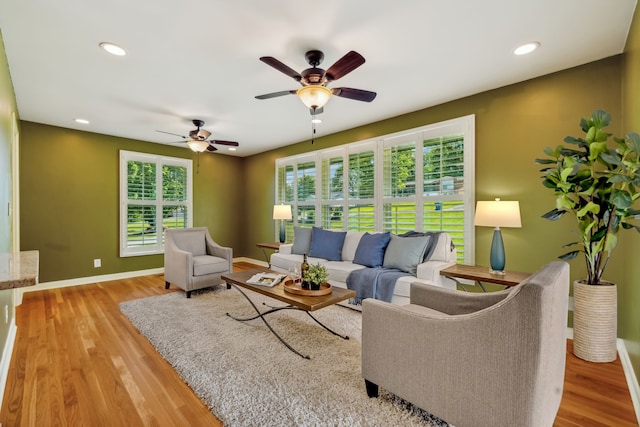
[
  {"left": 291, "top": 226, "right": 313, "bottom": 255},
  {"left": 308, "top": 227, "right": 347, "bottom": 261},
  {"left": 353, "top": 232, "right": 391, "bottom": 267},
  {"left": 383, "top": 234, "right": 431, "bottom": 274}
]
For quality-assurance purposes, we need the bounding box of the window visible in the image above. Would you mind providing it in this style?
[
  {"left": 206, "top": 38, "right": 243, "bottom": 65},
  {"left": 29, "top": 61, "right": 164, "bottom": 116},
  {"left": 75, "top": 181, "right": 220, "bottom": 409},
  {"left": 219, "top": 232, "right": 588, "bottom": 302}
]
[
  {"left": 275, "top": 116, "right": 474, "bottom": 263},
  {"left": 120, "top": 150, "right": 193, "bottom": 256}
]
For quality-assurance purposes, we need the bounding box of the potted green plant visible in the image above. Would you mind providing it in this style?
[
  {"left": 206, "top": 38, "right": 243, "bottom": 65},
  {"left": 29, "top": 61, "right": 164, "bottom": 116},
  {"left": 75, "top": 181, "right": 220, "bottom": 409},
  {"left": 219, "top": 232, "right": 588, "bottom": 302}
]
[
  {"left": 305, "top": 263, "right": 328, "bottom": 291},
  {"left": 536, "top": 109, "right": 640, "bottom": 362}
]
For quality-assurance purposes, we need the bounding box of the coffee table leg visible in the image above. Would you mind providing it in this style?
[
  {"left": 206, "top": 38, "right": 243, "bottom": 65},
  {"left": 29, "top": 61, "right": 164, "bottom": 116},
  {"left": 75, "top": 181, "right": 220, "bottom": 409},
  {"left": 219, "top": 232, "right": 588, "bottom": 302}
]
[
  {"left": 225, "top": 283, "right": 311, "bottom": 359},
  {"left": 305, "top": 312, "right": 350, "bottom": 340}
]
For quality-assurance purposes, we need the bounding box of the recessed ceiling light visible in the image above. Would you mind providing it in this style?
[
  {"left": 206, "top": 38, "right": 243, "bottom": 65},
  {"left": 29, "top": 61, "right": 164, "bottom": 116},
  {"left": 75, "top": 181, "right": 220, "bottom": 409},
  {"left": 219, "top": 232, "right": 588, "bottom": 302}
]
[
  {"left": 514, "top": 42, "right": 540, "bottom": 56},
  {"left": 228, "top": 147, "right": 237, "bottom": 151},
  {"left": 74, "top": 118, "right": 90, "bottom": 124},
  {"left": 99, "top": 42, "right": 126, "bottom": 56},
  {"left": 311, "top": 118, "right": 322, "bottom": 124}
]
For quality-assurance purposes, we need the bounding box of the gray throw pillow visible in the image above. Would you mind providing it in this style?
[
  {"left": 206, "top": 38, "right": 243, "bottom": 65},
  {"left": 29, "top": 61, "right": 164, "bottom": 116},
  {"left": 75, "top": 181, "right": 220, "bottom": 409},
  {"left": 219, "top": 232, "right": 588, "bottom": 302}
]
[
  {"left": 291, "top": 226, "right": 313, "bottom": 255},
  {"left": 382, "top": 234, "right": 431, "bottom": 274},
  {"left": 400, "top": 230, "right": 442, "bottom": 261}
]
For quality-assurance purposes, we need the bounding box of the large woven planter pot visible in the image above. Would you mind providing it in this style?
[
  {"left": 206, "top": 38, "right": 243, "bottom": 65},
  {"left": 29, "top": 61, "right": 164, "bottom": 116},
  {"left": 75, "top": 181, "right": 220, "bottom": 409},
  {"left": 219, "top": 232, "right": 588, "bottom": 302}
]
[{"left": 573, "top": 280, "right": 617, "bottom": 363}]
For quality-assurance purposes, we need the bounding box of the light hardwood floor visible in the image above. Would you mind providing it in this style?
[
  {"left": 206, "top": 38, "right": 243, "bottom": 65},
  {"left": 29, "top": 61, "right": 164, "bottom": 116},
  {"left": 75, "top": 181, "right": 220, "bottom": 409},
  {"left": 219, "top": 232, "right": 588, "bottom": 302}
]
[{"left": 1, "top": 261, "right": 637, "bottom": 426}]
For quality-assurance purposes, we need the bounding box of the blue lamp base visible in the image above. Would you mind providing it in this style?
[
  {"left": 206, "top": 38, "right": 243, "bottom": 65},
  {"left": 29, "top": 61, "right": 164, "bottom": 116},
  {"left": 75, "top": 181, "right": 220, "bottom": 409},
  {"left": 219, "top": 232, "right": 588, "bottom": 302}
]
[
  {"left": 279, "top": 221, "right": 286, "bottom": 243},
  {"left": 489, "top": 227, "right": 506, "bottom": 274}
]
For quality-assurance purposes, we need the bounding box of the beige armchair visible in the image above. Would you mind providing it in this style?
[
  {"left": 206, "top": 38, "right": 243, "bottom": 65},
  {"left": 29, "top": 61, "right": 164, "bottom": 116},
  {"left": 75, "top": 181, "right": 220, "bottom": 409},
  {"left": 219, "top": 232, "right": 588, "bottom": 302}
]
[
  {"left": 362, "top": 261, "right": 569, "bottom": 427},
  {"left": 164, "top": 227, "right": 233, "bottom": 298}
]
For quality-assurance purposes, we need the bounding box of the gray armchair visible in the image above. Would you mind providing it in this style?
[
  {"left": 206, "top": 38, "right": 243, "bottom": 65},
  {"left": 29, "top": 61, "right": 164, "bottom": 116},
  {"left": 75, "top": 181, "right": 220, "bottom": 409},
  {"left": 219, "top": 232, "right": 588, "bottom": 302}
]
[
  {"left": 164, "top": 227, "right": 233, "bottom": 298},
  {"left": 362, "top": 261, "right": 569, "bottom": 427}
]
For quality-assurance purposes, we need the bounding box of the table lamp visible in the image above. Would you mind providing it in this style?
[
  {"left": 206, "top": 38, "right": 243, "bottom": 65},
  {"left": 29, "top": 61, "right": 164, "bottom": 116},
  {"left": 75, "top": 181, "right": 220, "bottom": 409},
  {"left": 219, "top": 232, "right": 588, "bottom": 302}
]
[
  {"left": 273, "top": 204, "right": 292, "bottom": 243},
  {"left": 474, "top": 198, "right": 521, "bottom": 274}
]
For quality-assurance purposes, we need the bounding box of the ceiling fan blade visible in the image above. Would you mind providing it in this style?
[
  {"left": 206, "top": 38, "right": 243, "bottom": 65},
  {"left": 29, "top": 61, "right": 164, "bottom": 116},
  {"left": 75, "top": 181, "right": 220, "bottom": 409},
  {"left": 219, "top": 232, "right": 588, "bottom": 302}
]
[
  {"left": 332, "top": 87, "right": 377, "bottom": 102},
  {"left": 255, "top": 90, "right": 297, "bottom": 100},
  {"left": 210, "top": 140, "right": 239, "bottom": 147},
  {"left": 206, "top": 144, "right": 218, "bottom": 152},
  {"left": 259, "top": 57, "right": 302, "bottom": 81},
  {"left": 325, "top": 51, "right": 365, "bottom": 81},
  {"left": 156, "top": 130, "right": 188, "bottom": 139}
]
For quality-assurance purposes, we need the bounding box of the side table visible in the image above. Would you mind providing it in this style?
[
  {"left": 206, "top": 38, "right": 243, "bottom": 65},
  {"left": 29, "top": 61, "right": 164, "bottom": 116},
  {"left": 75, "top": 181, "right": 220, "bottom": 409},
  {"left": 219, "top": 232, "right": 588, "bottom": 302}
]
[
  {"left": 440, "top": 264, "right": 530, "bottom": 292},
  {"left": 256, "top": 242, "right": 282, "bottom": 267}
]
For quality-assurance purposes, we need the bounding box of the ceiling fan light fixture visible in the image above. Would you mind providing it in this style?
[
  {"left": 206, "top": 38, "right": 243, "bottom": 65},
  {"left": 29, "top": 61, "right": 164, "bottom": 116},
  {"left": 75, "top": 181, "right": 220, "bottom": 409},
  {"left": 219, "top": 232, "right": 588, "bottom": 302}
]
[
  {"left": 186, "top": 140, "right": 209, "bottom": 153},
  {"left": 189, "top": 129, "right": 211, "bottom": 140},
  {"left": 297, "top": 85, "right": 332, "bottom": 110}
]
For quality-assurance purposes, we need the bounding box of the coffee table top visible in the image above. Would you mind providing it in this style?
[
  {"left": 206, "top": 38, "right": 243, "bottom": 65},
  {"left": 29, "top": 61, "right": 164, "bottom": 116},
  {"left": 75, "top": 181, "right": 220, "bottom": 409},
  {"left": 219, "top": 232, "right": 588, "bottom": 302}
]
[{"left": 222, "top": 268, "right": 356, "bottom": 312}]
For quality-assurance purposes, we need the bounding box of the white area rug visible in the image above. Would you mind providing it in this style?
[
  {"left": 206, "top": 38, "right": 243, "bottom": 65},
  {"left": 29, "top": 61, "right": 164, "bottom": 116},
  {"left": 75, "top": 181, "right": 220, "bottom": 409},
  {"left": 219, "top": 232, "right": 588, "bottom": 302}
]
[{"left": 120, "top": 286, "right": 448, "bottom": 426}]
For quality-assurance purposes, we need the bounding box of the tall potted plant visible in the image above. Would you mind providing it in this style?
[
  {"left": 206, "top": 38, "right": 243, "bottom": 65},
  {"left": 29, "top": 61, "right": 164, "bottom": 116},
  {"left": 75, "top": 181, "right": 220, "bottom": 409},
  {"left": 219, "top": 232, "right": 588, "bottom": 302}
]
[{"left": 536, "top": 109, "right": 640, "bottom": 362}]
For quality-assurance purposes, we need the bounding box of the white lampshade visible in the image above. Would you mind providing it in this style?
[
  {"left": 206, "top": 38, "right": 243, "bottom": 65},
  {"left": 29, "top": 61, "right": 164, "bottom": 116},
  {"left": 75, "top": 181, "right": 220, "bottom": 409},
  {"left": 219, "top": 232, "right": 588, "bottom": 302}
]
[
  {"left": 273, "top": 204, "right": 292, "bottom": 220},
  {"left": 186, "top": 140, "right": 209, "bottom": 153},
  {"left": 297, "top": 85, "right": 332, "bottom": 110},
  {"left": 474, "top": 199, "right": 522, "bottom": 228}
]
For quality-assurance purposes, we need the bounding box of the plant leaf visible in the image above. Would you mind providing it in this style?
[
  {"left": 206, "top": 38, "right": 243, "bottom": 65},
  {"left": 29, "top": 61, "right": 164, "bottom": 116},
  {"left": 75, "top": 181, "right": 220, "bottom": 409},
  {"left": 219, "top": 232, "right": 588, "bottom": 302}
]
[
  {"left": 627, "top": 132, "right": 640, "bottom": 154},
  {"left": 591, "top": 109, "right": 611, "bottom": 128},
  {"left": 542, "top": 208, "right": 565, "bottom": 220},
  {"left": 559, "top": 251, "right": 580, "bottom": 261},
  {"left": 612, "top": 189, "right": 632, "bottom": 209},
  {"left": 535, "top": 158, "right": 556, "bottom": 165}
]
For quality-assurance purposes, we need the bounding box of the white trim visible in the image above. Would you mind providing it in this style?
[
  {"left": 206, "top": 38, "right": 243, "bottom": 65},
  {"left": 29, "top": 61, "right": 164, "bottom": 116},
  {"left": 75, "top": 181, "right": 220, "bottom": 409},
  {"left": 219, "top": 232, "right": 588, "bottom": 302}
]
[
  {"left": 16, "top": 258, "right": 268, "bottom": 300},
  {"left": 11, "top": 112, "right": 20, "bottom": 252},
  {"left": 235, "top": 257, "right": 268, "bottom": 267},
  {"left": 119, "top": 150, "right": 193, "bottom": 257},
  {"left": 618, "top": 339, "right": 640, "bottom": 425},
  {"left": 0, "top": 319, "right": 17, "bottom": 411},
  {"left": 16, "top": 268, "right": 165, "bottom": 304}
]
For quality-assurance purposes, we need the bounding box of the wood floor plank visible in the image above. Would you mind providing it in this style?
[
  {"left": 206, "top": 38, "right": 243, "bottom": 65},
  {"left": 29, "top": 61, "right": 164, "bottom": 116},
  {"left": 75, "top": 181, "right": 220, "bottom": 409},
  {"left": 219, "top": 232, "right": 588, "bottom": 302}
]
[{"left": 0, "top": 263, "right": 636, "bottom": 426}]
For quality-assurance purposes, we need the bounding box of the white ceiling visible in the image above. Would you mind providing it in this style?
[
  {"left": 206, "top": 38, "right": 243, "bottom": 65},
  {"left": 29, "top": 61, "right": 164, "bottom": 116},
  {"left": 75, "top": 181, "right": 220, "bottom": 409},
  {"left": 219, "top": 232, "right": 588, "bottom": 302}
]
[{"left": 0, "top": 0, "right": 636, "bottom": 157}]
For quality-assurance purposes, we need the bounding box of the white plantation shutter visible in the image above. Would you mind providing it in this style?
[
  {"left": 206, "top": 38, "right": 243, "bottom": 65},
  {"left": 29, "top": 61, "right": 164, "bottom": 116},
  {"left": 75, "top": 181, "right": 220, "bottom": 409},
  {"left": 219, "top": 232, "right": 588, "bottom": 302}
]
[
  {"left": 120, "top": 151, "right": 192, "bottom": 257},
  {"left": 320, "top": 155, "right": 344, "bottom": 230},
  {"left": 275, "top": 115, "right": 474, "bottom": 263},
  {"left": 382, "top": 141, "right": 416, "bottom": 233}
]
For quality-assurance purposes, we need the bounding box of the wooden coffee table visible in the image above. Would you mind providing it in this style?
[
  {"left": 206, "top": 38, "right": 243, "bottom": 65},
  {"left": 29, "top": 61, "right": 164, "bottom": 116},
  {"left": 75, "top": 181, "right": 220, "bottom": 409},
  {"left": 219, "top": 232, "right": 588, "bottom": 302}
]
[{"left": 222, "top": 268, "right": 356, "bottom": 359}]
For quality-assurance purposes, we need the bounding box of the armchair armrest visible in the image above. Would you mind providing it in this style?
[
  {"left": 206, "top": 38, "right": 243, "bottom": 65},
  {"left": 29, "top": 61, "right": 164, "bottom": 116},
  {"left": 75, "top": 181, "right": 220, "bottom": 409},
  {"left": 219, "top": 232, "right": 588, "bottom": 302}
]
[
  {"left": 205, "top": 236, "right": 233, "bottom": 273},
  {"left": 164, "top": 244, "right": 193, "bottom": 285},
  {"left": 410, "top": 282, "right": 511, "bottom": 315}
]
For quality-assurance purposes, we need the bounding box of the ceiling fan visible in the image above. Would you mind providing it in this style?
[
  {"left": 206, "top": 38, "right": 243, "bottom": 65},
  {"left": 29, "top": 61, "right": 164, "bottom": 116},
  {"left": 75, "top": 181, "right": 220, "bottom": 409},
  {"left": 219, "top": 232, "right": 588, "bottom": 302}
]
[
  {"left": 255, "top": 50, "right": 377, "bottom": 114},
  {"left": 157, "top": 120, "right": 239, "bottom": 153}
]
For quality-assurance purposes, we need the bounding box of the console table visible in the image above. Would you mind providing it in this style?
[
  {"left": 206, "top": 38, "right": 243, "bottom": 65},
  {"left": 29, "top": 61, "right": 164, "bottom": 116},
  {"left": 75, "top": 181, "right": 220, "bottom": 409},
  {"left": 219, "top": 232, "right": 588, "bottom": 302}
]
[
  {"left": 0, "top": 250, "right": 39, "bottom": 290},
  {"left": 440, "top": 264, "right": 530, "bottom": 292}
]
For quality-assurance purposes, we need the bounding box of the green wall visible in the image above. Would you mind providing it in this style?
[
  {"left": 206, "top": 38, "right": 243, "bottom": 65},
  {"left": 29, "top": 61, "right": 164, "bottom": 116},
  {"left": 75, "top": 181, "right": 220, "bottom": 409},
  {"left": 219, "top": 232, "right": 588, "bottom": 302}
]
[
  {"left": 0, "top": 30, "right": 18, "bottom": 375},
  {"left": 19, "top": 122, "right": 244, "bottom": 282},
  {"left": 622, "top": 4, "right": 640, "bottom": 381}
]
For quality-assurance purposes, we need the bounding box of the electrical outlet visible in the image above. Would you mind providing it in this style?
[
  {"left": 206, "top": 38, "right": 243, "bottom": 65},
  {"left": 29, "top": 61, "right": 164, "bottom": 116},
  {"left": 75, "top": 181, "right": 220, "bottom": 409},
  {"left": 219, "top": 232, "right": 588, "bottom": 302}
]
[{"left": 94, "top": 259, "right": 101, "bottom": 268}]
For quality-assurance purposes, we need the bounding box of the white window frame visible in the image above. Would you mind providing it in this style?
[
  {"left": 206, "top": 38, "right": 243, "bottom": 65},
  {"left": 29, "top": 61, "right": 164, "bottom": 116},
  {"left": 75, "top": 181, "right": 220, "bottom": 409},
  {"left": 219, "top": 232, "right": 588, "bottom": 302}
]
[
  {"left": 275, "top": 115, "right": 475, "bottom": 264},
  {"left": 119, "top": 150, "right": 193, "bottom": 257}
]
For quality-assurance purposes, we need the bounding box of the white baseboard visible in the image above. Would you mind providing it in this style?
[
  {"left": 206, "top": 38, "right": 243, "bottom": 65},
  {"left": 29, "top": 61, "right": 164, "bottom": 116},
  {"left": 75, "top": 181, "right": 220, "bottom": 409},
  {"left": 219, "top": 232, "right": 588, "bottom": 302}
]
[
  {"left": 235, "top": 257, "right": 268, "bottom": 267},
  {"left": 15, "top": 267, "right": 165, "bottom": 305},
  {"left": 618, "top": 339, "right": 640, "bottom": 425},
  {"left": 0, "top": 319, "right": 17, "bottom": 412},
  {"left": 15, "top": 257, "right": 266, "bottom": 305}
]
